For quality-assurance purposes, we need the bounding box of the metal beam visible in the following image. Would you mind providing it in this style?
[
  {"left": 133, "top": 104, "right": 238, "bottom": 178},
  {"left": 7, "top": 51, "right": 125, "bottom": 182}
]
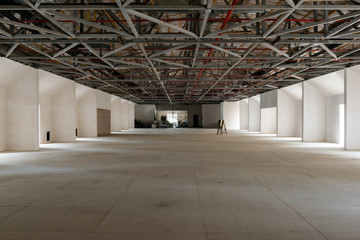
[
  {"left": 125, "top": 9, "right": 198, "bottom": 38},
  {"left": 45, "top": 10, "right": 133, "bottom": 38}
]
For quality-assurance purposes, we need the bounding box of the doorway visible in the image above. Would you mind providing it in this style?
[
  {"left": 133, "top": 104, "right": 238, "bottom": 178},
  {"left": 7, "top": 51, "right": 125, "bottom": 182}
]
[{"left": 193, "top": 115, "right": 199, "bottom": 127}]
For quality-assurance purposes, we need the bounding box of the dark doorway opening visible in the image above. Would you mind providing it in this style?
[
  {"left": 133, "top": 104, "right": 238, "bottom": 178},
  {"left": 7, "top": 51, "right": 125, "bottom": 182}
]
[{"left": 193, "top": 115, "right": 199, "bottom": 127}]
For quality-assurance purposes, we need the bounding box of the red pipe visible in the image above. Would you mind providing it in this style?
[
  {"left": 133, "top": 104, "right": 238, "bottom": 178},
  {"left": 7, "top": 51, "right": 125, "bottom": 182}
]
[{"left": 188, "top": 0, "right": 239, "bottom": 100}]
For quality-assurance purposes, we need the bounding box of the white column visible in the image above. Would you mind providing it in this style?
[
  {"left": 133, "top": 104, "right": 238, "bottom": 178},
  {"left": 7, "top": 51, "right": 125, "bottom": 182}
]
[
  {"left": 121, "top": 99, "right": 129, "bottom": 130},
  {"left": 39, "top": 70, "right": 76, "bottom": 143},
  {"left": 128, "top": 102, "right": 135, "bottom": 129},
  {"left": 0, "top": 88, "right": 6, "bottom": 151},
  {"left": 248, "top": 95, "right": 260, "bottom": 131},
  {"left": 221, "top": 101, "right": 240, "bottom": 130},
  {"left": 277, "top": 84, "right": 302, "bottom": 137},
  {"left": 303, "top": 82, "right": 326, "bottom": 142},
  {"left": 345, "top": 66, "right": 360, "bottom": 149},
  {"left": 260, "top": 90, "right": 277, "bottom": 134},
  {"left": 239, "top": 99, "right": 249, "bottom": 130},
  {"left": 6, "top": 68, "right": 39, "bottom": 150},
  {"left": 76, "top": 84, "right": 97, "bottom": 137},
  {"left": 96, "top": 90, "right": 111, "bottom": 136},
  {"left": 111, "top": 95, "right": 122, "bottom": 132},
  {"left": 52, "top": 81, "right": 76, "bottom": 142}
]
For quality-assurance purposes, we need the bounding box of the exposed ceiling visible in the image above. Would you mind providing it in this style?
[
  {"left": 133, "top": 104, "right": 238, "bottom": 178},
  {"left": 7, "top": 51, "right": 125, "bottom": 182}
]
[{"left": 0, "top": 0, "right": 359, "bottom": 104}]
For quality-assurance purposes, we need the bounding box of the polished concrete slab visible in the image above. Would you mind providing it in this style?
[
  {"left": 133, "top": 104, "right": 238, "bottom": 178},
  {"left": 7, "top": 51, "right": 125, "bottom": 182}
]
[{"left": 0, "top": 129, "right": 360, "bottom": 240}]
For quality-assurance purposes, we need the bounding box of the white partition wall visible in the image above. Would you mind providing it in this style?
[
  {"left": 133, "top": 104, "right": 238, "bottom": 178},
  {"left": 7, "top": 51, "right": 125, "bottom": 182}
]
[
  {"left": 277, "top": 83, "right": 302, "bottom": 137},
  {"left": 0, "top": 58, "right": 39, "bottom": 151},
  {"left": 345, "top": 66, "right": 360, "bottom": 149},
  {"left": 261, "top": 108, "right": 277, "bottom": 134},
  {"left": 76, "top": 84, "right": 97, "bottom": 137},
  {"left": 303, "top": 82, "right": 326, "bottom": 142},
  {"left": 128, "top": 102, "right": 135, "bottom": 129},
  {"left": 111, "top": 95, "right": 122, "bottom": 132},
  {"left": 260, "top": 90, "right": 277, "bottom": 134},
  {"left": 202, "top": 104, "right": 221, "bottom": 128},
  {"left": 39, "top": 70, "right": 76, "bottom": 143},
  {"left": 0, "top": 89, "right": 5, "bottom": 151},
  {"left": 221, "top": 101, "right": 240, "bottom": 130},
  {"left": 248, "top": 95, "right": 260, "bottom": 131},
  {"left": 303, "top": 70, "right": 344, "bottom": 143},
  {"left": 96, "top": 90, "right": 111, "bottom": 136},
  {"left": 239, "top": 99, "right": 249, "bottom": 130},
  {"left": 121, "top": 99, "right": 130, "bottom": 130}
]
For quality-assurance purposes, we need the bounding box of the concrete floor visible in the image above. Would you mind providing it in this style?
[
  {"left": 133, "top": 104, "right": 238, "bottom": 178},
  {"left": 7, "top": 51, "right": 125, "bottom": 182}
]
[{"left": 0, "top": 129, "right": 360, "bottom": 240}]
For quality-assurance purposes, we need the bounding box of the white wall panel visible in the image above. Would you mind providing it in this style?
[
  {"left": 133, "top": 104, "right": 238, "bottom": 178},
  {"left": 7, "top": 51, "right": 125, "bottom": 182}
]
[
  {"left": 111, "top": 96, "right": 122, "bottom": 132},
  {"left": 303, "top": 82, "right": 326, "bottom": 142},
  {"left": 221, "top": 101, "right": 239, "bottom": 129},
  {"left": 121, "top": 99, "right": 129, "bottom": 130},
  {"left": 239, "top": 99, "right": 249, "bottom": 130},
  {"left": 261, "top": 107, "right": 277, "bottom": 134},
  {"left": 248, "top": 95, "right": 260, "bottom": 131},
  {"left": 260, "top": 90, "right": 277, "bottom": 109},
  {"left": 345, "top": 66, "right": 360, "bottom": 149}
]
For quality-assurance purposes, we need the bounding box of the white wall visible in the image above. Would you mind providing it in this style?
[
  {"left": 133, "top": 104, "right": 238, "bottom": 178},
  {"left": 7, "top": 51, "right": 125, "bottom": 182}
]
[
  {"left": 326, "top": 94, "right": 344, "bottom": 143},
  {"left": 0, "top": 88, "right": 6, "bottom": 151},
  {"left": 121, "top": 99, "right": 129, "bottom": 130},
  {"left": 261, "top": 107, "right": 277, "bottom": 134},
  {"left": 202, "top": 104, "right": 220, "bottom": 128},
  {"left": 303, "top": 82, "right": 326, "bottom": 142},
  {"left": 260, "top": 90, "right": 277, "bottom": 109},
  {"left": 39, "top": 94, "right": 52, "bottom": 143},
  {"left": 260, "top": 90, "right": 277, "bottom": 135},
  {"left": 6, "top": 69, "right": 39, "bottom": 150},
  {"left": 39, "top": 70, "right": 76, "bottom": 143},
  {"left": 76, "top": 84, "right": 97, "bottom": 137},
  {"left": 248, "top": 95, "right": 260, "bottom": 131},
  {"left": 52, "top": 82, "right": 76, "bottom": 142},
  {"left": 111, "top": 96, "right": 122, "bottom": 132},
  {"left": 128, "top": 102, "right": 135, "bottom": 129},
  {"left": 239, "top": 99, "right": 249, "bottom": 130},
  {"left": 345, "top": 66, "right": 360, "bottom": 149},
  {"left": 221, "top": 101, "right": 240, "bottom": 130},
  {"left": 96, "top": 90, "right": 111, "bottom": 110},
  {"left": 0, "top": 58, "right": 39, "bottom": 151},
  {"left": 303, "top": 70, "right": 344, "bottom": 143},
  {"left": 277, "top": 84, "right": 302, "bottom": 137}
]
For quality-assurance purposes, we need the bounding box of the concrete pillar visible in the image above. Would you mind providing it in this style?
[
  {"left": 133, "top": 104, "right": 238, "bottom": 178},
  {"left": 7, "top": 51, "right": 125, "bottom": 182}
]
[
  {"left": 221, "top": 101, "right": 240, "bottom": 130},
  {"left": 121, "top": 99, "right": 129, "bottom": 130},
  {"left": 111, "top": 95, "right": 122, "bottom": 132},
  {"left": 345, "top": 66, "right": 360, "bottom": 149},
  {"left": 239, "top": 99, "right": 249, "bottom": 130},
  {"left": 39, "top": 70, "right": 76, "bottom": 143},
  {"left": 260, "top": 90, "right": 277, "bottom": 134},
  {"left": 0, "top": 88, "right": 6, "bottom": 151},
  {"left": 96, "top": 90, "right": 111, "bottom": 136},
  {"left": 128, "top": 102, "right": 135, "bottom": 129},
  {"left": 303, "top": 82, "right": 326, "bottom": 142},
  {"left": 0, "top": 58, "right": 39, "bottom": 151},
  {"left": 277, "top": 83, "right": 302, "bottom": 137},
  {"left": 76, "top": 84, "right": 97, "bottom": 137},
  {"left": 248, "top": 95, "right": 260, "bottom": 131},
  {"left": 7, "top": 70, "right": 39, "bottom": 151},
  {"left": 261, "top": 108, "right": 277, "bottom": 134}
]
